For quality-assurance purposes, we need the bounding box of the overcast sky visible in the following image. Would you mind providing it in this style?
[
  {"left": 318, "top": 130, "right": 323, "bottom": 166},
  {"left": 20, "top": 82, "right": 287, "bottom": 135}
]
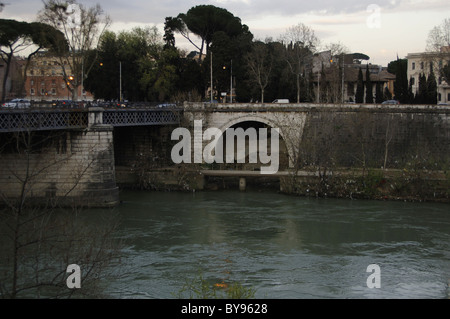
[{"left": 2, "top": 0, "right": 450, "bottom": 66}]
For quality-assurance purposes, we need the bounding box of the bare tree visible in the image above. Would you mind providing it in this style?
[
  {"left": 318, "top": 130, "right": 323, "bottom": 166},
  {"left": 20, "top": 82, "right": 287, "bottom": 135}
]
[
  {"left": 38, "top": 0, "right": 111, "bottom": 101},
  {"left": 280, "top": 23, "right": 320, "bottom": 103},
  {"left": 426, "top": 18, "right": 450, "bottom": 52},
  {"left": 244, "top": 41, "right": 273, "bottom": 103},
  {"left": 322, "top": 41, "right": 350, "bottom": 57},
  {"left": 0, "top": 131, "right": 121, "bottom": 298}
]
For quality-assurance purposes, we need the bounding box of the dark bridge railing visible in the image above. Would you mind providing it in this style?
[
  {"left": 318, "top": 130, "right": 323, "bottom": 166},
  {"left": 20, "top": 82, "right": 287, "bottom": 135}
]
[
  {"left": 0, "top": 107, "right": 182, "bottom": 133},
  {"left": 103, "top": 108, "right": 181, "bottom": 127},
  {"left": 0, "top": 109, "right": 89, "bottom": 133}
]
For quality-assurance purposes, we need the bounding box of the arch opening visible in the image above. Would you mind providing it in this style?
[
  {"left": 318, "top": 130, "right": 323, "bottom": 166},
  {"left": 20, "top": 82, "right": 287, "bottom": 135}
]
[{"left": 209, "top": 120, "right": 290, "bottom": 172}]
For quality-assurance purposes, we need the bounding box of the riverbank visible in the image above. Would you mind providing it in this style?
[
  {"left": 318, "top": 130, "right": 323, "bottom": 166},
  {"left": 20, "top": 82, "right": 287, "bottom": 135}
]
[{"left": 115, "top": 166, "right": 450, "bottom": 203}]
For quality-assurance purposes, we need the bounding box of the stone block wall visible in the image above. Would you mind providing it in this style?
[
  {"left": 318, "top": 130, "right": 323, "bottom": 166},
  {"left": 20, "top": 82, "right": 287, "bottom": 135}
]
[{"left": 0, "top": 125, "right": 119, "bottom": 208}]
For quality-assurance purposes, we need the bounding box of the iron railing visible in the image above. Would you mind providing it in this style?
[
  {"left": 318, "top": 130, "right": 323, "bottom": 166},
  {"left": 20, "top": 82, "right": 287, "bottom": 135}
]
[
  {"left": 103, "top": 109, "right": 181, "bottom": 127},
  {"left": 0, "top": 109, "right": 88, "bottom": 132},
  {"left": 0, "top": 108, "right": 182, "bottom": 132}
]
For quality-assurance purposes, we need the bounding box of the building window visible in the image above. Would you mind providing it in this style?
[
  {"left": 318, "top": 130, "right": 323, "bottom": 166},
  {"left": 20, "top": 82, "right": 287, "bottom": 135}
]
[
  {"left": 40, "top": 88, "right": 45, "bottom": 95},
  {"left": 30, "top": 88, "right": 35, "bottom": 96},
  {"left": 410, "top": 77, "right": 415, "bottom": 85},
  {"left": 438, "top": 93, "right": 442, "bottom": 101},
  {"left": 420, "top": 62, "right": 424, "bottom": 70},
  {"left": 51, "top": 88, "right": 56, "bottom": 95},
  {"left": 448, "top": 93, "right": 450, "bottom": 102},
  {"left": 412, "top": 62, "right": 415, "bottom": 70}
]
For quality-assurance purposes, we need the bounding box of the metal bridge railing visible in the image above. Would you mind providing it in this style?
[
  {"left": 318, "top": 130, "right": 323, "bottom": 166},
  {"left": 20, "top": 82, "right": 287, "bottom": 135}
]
[
  {"left": 0, "top": 109, "right": 89, "bottom": 133},
  {"left": 103, "top": 108, "right": 181, "bottom": 127},
  {"left": 0, "top": 108, "right": 182, "bottom": 132}
]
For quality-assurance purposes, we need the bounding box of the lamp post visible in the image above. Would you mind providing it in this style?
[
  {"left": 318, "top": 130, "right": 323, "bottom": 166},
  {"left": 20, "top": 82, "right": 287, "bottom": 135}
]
[
  {"left": 119, "top": 61, "right": 122, "bottom": 102},
  {"left": 223, "top": 60, "right": 233, "bottom": 103},
  {"left": 230, "top": 59, "right": 233, "bottom": 103}
]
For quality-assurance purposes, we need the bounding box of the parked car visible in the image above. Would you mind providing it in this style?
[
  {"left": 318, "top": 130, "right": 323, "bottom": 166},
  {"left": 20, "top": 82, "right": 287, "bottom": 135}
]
[
  {"left": 272, "top": 99, "right": 290, "bottom": 104},
  {"left": 2, "top": 98, "right": 31, "bottom": 109},
  {"left": 157, "top": 103, "right": 177, "bottom": 108},
  {"left": 382, "top": 100, "right": 400, "bottom": 105}
]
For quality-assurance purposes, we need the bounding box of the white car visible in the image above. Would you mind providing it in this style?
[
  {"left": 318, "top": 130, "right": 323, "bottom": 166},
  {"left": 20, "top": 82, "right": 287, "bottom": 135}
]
[{"left": 2, "top": 99, "right": 31, "bottom": 109}]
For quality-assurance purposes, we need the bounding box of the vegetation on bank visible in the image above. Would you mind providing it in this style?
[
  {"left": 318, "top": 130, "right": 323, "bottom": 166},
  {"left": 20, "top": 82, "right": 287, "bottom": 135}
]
[{"left": 280, "top": 167, "right": 450, "bottom": 203}]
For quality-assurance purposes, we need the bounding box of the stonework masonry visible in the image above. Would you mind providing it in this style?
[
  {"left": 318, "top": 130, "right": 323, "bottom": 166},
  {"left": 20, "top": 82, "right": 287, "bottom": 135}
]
[{"left": 0, "top": 125, "right": 119, "bottom": 208}]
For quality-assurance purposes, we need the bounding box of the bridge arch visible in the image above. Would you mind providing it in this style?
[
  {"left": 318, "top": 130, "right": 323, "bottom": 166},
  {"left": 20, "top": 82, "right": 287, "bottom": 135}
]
[{"left": 207, "top": 114, "right": 294, "bottom": 170}]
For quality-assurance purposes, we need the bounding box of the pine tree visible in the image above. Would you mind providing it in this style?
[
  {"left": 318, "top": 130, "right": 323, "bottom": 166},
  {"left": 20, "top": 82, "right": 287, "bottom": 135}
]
[
  {"left": 365, "top": 65, "right": 373, "bottom": 103},
  {"left": 392, "top": 58, "right": 408, "bottom": 103},
  {"left": 416, "top": 73, "right": 427, "bottom": 104},
  {"left": 426, "top": 69, "right": 437, "bottom": 104},
  {"left": 375, "top": 82, "right": 383, "bottom": 103},
  {"left": 384, "top": 87, "right": 392, "bottom": 101},
  {"left": 407, "top": 77, "right": 415, "bottom": 104},
  {"left": 355, "top": 67, "right": 364, "bottom": 103}
]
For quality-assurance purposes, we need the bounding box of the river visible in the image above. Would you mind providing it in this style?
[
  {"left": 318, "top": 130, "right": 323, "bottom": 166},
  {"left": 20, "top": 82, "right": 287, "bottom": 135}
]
[{"left": 102, "top": 190, "right": 449, "bottom": 299}]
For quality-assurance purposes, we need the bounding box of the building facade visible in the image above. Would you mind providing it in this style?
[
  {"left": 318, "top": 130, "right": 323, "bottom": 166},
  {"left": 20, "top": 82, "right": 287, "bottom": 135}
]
[
  {"left": 312, "top": 51, "right": 395, "bottom": 103},
  {"left": 406, "top": 47, "right": 450, "bottom": 104},
  {"left": 24, "top": 53, "right": 93, "bottom": 102}
]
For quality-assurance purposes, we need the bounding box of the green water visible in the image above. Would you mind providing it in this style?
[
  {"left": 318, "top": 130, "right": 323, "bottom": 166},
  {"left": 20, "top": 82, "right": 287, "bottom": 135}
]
[{"left": 102, "top": 190, "right": 450, "bottom": 299}]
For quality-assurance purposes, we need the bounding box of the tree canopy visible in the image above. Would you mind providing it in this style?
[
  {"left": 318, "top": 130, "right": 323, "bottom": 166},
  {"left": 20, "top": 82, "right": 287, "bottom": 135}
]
[
  {"left": 0, "top": 19, "right": 66, "bottom": 101},
  {"left": 166, "top": 5, "right": 252, "bottom": 62}
]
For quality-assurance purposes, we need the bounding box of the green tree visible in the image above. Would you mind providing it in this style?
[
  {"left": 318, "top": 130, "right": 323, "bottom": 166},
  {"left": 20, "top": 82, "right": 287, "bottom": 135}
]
[
  {"left": 84, "top": 31, "right": 120, "bottom": 100},
  {"left": 441, "top": 63, "right": 450, "bottom": 84},
  {"left": 415, "top": 73, "right": 427, "bottom": 104},
  {"left": 85, "top": 27, "right": 185, "bottom": 102},
  {"left": 426, "top": 68, "right": 438, "bottom": 104},
  {"left": 0, "top": 19, "right": 66, "bottom": 102},
  {"left": 168, "top": 5, "right": 249, "bottom": 63},
  {"left": 375, "top": 82, "right": 384, "bottom": 103},
  {"left": 355, "top": 67, "right": 364, "bottom": 103},
  {"left": 389, "top": 58, "right": 409, "bottom": 103},
  {"left": 365, "top": 65, "right": 373, "bottom": 103}
]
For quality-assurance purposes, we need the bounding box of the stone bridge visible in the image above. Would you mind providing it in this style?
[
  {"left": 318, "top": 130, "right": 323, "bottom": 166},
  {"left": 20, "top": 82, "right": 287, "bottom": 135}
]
[
  {"left": 182, "top": 102, "right": 450, "bottom": 171},
  {"left": 0, "top": 103, "right": 449, "bottom": 206}
]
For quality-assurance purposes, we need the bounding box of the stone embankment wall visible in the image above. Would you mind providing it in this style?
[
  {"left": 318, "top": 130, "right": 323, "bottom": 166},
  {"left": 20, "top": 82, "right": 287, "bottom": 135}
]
[{"left": 0, "top": 125, "right": 119, "bottom": 208}]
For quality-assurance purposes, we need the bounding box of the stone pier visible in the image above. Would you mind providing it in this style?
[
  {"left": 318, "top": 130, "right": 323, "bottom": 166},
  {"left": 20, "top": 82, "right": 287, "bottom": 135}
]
[{"left": 0, "top": 108, "right": 119, "bottom": 208}]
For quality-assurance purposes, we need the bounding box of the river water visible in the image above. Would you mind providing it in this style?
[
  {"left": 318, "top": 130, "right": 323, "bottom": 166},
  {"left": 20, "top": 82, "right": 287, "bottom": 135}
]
[{"left": 102, "top": 190, "right": 449, "bottom": 299}]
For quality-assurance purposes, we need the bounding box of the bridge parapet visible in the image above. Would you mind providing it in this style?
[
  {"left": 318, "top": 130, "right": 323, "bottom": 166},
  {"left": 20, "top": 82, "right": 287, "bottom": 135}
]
[{"left": 184, "top": 102, "right": 450, "bottom": 113}]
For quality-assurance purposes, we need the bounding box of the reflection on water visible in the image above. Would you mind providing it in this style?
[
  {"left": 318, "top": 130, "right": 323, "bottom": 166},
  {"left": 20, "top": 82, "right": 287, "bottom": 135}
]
[{"left": 102, "top": 190, "right": 449, "bottom": 299}]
